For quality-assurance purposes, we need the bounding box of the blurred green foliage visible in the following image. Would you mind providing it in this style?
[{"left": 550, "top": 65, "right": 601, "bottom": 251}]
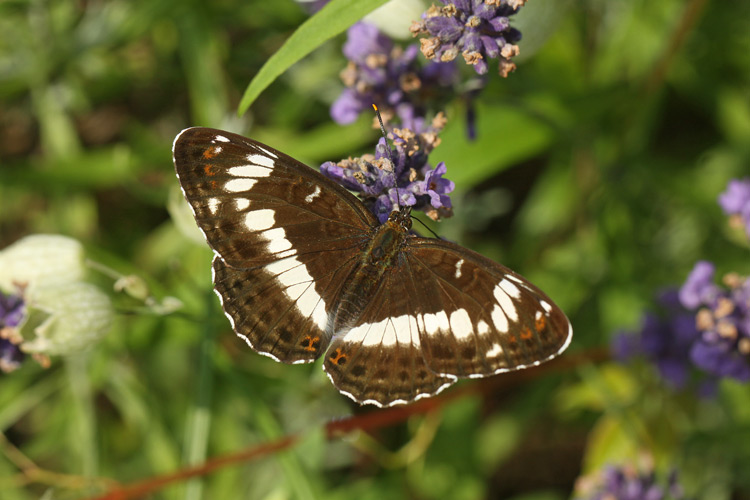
[{"left": 1, "top": 0, "right": 749, "bottom": 499}]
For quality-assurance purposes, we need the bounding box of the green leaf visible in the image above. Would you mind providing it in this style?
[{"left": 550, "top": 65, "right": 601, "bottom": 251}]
[
  {"left": 238, "top": 0, "right": 389, "bottom": 115},
  {"left": 437, "top": 101, "right": 558, "bottom": 189},
  {"left": 582, "top": 414, "right": 638, "bottom": 474}
]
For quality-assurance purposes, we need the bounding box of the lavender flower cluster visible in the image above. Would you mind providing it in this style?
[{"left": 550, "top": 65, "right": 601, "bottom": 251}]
[
  {"left": 614, "top": 178, "right": 750, "bottom": 392},
  {"left": 331, "top": 1, "right": 528, "bottom": 132},
  {"left": 331, "top": 22, "right": 458, "bottom": 131},
  {"left": 614, "top": 261, "right": 750, "bottom": 391},
  {"left": 680, "top": 261, "right": 750, "bottom": 381},
  {"left": 322, "top": 2, "right": 530, "bottom": 222},
  {"left": 612, "top": 290, "right": 701, "bottom": 391},
  {"left": 576, "top": 465, "right": 686, "bottom": 500},
  {"left": 410, "top": 0, "right": 525, "bottom": 77},
  {"left": 321, "top": 114, "right": 454, "bottom": 224}
]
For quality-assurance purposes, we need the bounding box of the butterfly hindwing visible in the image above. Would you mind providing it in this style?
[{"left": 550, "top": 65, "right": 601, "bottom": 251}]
[
  {"left": 212, "top": 252, "right": 360, "bottom": 363},
  {"left": 405, "top": 238, "right": 572, "bottom": 378},
  {"left": 323, "top": 258, "right": 457, "bottom": 406},
  {"left": 323, "top": 236, "right": 572, "bottom": 406}
]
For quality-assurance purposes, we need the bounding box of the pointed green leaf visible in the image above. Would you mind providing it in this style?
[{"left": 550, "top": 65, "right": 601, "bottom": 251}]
[{"left": 238, "top": 0, "right": 389, "bottom": 115}]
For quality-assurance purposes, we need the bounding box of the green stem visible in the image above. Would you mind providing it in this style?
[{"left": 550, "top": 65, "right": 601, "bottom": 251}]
[
  {"left": 66, "top": 354, "right": 97, "bottom": 490},
  {"left": 181, "top": 290, "right": 216, "bottom": 500}
]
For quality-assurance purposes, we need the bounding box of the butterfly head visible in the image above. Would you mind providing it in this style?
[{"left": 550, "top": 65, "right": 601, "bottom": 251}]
[{"left": 387, "top": 208, "right": 412, "bottom": 231}]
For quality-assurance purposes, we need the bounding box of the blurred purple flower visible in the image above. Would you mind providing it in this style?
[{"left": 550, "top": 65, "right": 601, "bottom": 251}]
[
  {"left": 0, "top": 289, "right": 26, "bottom": 373},
  {"left": 1, "top": 291, "right": 25, "bottom": 328},
  {"left": 410, "top": 0, "right": 524, "bottom": 77},
  {"left": 331, "top": 22, "right": 459, "bottom": 130},
  {"left": 613, "top": 261, "right": 750, "bottom": 390},
  {"left": 718, "top": 177, "right": 750, "bottom": 237},
  {"left": 321, "top": 116, "right": 454, "bottom": 224},
  {"left": 613, "top": 290, "right": 700, "bottom": 389},
  {"left": 679, "top": 263, "right": 750, "bottom": 382},
  {"left": 576, "top": 464, "right": 687, "bottom": 500},
  {"left": 678, "top": 260, "right": 719, "bottom": 309}
]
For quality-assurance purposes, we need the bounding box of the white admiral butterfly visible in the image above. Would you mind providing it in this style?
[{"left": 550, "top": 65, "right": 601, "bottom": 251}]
[{"left": 173, "top": 127, "right": 572, "bottom": 407}]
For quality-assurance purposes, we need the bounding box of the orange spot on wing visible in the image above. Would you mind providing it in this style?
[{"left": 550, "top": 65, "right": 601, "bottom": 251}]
[
  {"left": 301, "top": 335, "right": 320, "bottom": 352},
  {"left": 520, "top": 327, "right": 533, "bottom": 340},
  {"left": 330, "top": 348, "right": 347, "bottom": 365},
  {"left": 535, "top": 315, "right": 546, "bottom": 332},
  {"left": 203, "top": 164, "right": 217, "bottom": 176},
  {"left": 202, "top": 146, "right": 219, "bottom": 159}
]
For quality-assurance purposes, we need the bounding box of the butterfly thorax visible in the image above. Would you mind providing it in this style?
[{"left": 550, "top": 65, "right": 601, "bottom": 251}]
[{"left": 332, "top": 210, "right": 411, "bottom": 332}]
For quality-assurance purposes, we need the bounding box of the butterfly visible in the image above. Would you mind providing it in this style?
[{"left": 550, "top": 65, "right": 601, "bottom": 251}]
[{"left": 172, "top": 127, "right": 572, "bottom": 407}]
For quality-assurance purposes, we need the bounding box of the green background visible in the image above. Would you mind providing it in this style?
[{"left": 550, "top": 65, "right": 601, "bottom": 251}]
[{"left": 1, "top": 0, "right": 749, "bottom": 498}]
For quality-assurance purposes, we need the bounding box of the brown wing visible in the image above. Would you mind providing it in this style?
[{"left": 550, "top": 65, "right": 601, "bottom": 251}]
[
  {"left": 405, "top": 237, "right": 572, "bottom": 378},
  {"left": 173, "top": 127, "right": 377, "bottom": 363},
  {"left": 173, "top": 127, "right": 377, "bottom": 268},
  {"left": 323, "top": 257, "right": 456, "bottom": 407},
  {"left": 323, "top": 236, "right": 572, "bottom": 406}
]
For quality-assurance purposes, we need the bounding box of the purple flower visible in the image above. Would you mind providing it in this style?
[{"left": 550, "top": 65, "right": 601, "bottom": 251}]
[
  {"left": 718, "top": 177, "right": 750, "bottom": 237},
  {"left": 0, "top": 291, "right": 25, "bottom": 329},
  {"left": 320, "top": 116, "right": 454, "bottom": 224},
  {"left": 678, "top": 261, "right": 719, "bottom": 309},
  {"left": 680, "top": 263, "right": 750, "bottom": 382},
  {"left": 576, "top": 464, "right": 687, "bottom": 500},
  {"left": 718, "top": 177, "right": 750, "bottom": 213},
  {"left": 331, "top": 22, "right": 459, "bottom": 129},
  {"left": 414, "top": 161, "right": 454, "bottom": 209},
  {"left": 411, "top": 0, "right": 525, "bottom": 77},
  {"left": 614, "top": 262, "right": 750, "bottom": 389},
  {"left": 0, "top": 289, "right": 26, "bottom": 373}
]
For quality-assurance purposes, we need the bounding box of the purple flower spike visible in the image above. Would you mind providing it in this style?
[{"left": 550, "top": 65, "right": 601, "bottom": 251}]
[
  {"left": 683, "top": 264, "right": 750, "bottom": 383},
  {"left": 411, "top": 0, "right": 525, "bottom": 77},
  {"left": 331, "top": 22, "right": 459, "bottom": 129}
]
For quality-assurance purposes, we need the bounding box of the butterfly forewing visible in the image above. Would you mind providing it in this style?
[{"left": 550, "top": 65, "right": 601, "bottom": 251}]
[
  {"left": 173, "top": 127, "right": 573, "bottom": 406},
  {"left": 173, "top": 127, "right": 377, "bottom": 268},
  {"left": 173, "top": 127, "right": 376, "bottom": 363}
]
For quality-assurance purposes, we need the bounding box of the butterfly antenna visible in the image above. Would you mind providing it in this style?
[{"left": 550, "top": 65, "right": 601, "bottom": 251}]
[
  {"left": 372, "top": 104, "right": 393, "bottom": 165},
  {"left": 372, "top": 103, "right": 399, "bottom": 211},
  {"left": 412, "top": 215, "right": 441, "bottom": 239}
]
